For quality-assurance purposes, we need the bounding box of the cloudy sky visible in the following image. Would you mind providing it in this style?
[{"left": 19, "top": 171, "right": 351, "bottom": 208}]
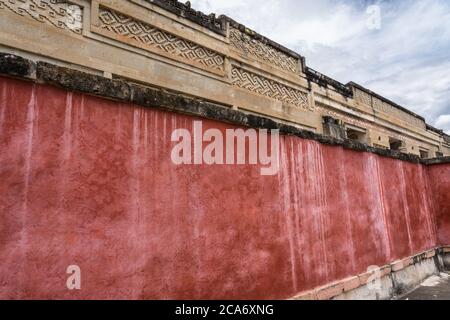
[{"left": 191, "top": 0, "right": 450, "bottom": 133}]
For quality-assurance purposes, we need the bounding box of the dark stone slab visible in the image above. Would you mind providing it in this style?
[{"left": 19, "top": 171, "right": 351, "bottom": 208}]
[
  {"left": 147, "top": 0, "right": 226, "bottom": 35},
  {"left": 0, "top": 53, "right": 35, "bottom": 78},
  {"left": 423, "top": 157, "right": 450, "bottom": 166},
  {"left": 36, "top": 62, "right": 131, "bottom": 102}
]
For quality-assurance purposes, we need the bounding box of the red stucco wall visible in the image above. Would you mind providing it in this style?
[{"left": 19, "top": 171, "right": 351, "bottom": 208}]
[
  {"left": 428, "top": 164, "right": 450, "bottom": 245},
  {"left": 0, "top": 76, "right": 446, "bottom": 299}
]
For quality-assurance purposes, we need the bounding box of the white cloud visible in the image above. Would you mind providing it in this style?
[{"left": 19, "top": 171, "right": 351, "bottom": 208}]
[
  {"left": 436, "top": 115, "right": 450, "bottom": 134},
  {"left": 190, "top": 0, "right": 450, "bottom": 133}
]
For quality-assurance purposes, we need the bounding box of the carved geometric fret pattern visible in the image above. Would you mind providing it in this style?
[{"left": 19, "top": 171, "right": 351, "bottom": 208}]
[
  {"left": 231, "top": 67, "right": 310, "bottom": 110},
  {"left": 355, "top": 86, "right": 425, "bottom": 128},
  {"left": 98, "top": 7, "right": 224, "bottom": 72},
  {"left": 230, "top": 27, "right": 298, "bottom": 74},
  {"left": 373, "top": 97, "right": 425, "bottom": 128},
  {"left": 0, "top": 0, "right": 83, "bottom": 34},
  {"left": 353, "top": 88, "right": 372, "bottom": 106}
]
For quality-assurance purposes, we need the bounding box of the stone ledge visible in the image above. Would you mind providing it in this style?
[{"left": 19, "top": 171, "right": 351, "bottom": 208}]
[
  {"left": 0, "top": 53, "right": 35, "bottom": 78},
  {"left": 391, "top": 258, "right": 413, "bottom": 272},
  {"left": 147, "top": 0, "right": 227, "bottom": 35},
  {"left": 0, "top": 52, "right": 447, "bottom": 166},
  {"left": 342, "top": 276, "right": 361, "bottom": 292},
  {"left": 292, "top": 289, "right": 317, "bottom": 300},
  {"left": 423, "top": 157, "right": 450, "bottom": 165},
  {"left": 37, "top": 62, "right": 131, "bottom": 102},
  {"left": 291, "top": 247, "right": 439, "bottom": 300},
  {"left": 315, "top": 281, "right": 345, "bottom": 300}
]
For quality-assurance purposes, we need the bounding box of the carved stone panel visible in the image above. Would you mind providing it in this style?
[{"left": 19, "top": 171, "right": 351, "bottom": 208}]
[
  {"left": 97, "top": 7, "right": 225, "bottom": 73},
  {"left": 354, "top": 88, "right": 425, "bottom": 128},
  {"left": 0, "top": 0, "right": 83, "bottom": 34},
  {"left": 229, "top": 27, "right": 298, "bottom": 74},
  {"left": 372, "top": 97, "right": 425, "bottom": 128},
  {"left": 231, "top": 67, "right": 310, "bottom": 110},
  {"left": 353, "top": 88, "right": 372, "bottom": 106}
]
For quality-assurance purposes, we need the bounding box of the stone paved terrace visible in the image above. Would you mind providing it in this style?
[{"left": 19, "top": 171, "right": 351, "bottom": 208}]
[{"left": 401, "top": 273, "right": 450, "bottom": 300}]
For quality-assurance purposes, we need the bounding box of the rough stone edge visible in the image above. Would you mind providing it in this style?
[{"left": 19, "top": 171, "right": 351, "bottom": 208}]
[
  {"left": 146, "top": 0, "right": 227, "bottom": 36},
  {"left": 290, "top": 247, "right": 442, "bottom": 300},
  {"left": 222, "top": 15, "right": 303, "bottom": 61},
  {"left": 0, "top": 53, "right": 35, "bottom": 78},
  {"left": 305, "top": 67, "right": 353, "bottom": 98},
  {"left": 422, "top": 156, "right": 450, "bottom": 166},
  {"left": 0, "top": 52, "right": 448, "bottom": 167}
]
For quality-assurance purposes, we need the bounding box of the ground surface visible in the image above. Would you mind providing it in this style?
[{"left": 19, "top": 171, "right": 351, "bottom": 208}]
[{"left": 402, "top": 273, "right": 450, "bottom": 300}]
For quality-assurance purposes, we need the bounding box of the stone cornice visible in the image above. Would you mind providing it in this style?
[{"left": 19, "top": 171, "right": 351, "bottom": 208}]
[
  {"left": 222, "top": 15, "right": 305, "bottom": 62},
  {"left": 423, "top": 156, "right": 450, "bottom": 165},
  {"left": 146, "top": 0, "right": 227, "bottom": 35}
]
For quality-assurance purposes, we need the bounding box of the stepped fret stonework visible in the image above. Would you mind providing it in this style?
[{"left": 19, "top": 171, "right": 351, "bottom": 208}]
[
  {"left": 354, "top": 88, "right": 425, "bottom": 128},
  {"left": 353, "top": 88, "right": 372, "bottom": 106},
  {"left": 231, "top": 67, "right": 310, "bottom": 110},
  {"left": 0, "top": 0, "right": 82, "bottom": 34},
  {"left": 229, "top": 27, "right": 298, "bottom": 74},
  {"left": 97, "top": 7, "right": 224, "bottom": 73},
  {"left": 372, "top": 97, "right": 425, "bottom": 128}
]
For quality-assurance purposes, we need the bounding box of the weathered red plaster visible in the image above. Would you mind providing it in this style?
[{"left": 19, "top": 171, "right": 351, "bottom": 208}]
[
  {"left": 0, "top": 76, "right": 447, "bottom": 299},
  {"left": 428, "top": 164, "right": 450, "bottom": 245}
]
